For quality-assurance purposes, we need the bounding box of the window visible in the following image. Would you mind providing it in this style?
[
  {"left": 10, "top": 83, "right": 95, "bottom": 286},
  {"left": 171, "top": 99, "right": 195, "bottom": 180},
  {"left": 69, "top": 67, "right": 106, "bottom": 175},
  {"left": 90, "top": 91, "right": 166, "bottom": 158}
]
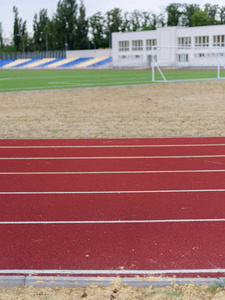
[
  {"left": 135, "top": 55, "right": 143, "bottom": 59},
  {"left": 119, "top": 41, "right": 129, "bottom": 51},
  {"left": 178, "top": 37, "right": 191, "bottom": 49},
  {"left": 118, "top": 55, "right": 143, "bottom": 60},
  {"left": 146, "top": 39, "right": 157, "bottom": 50},
  {"left": 177, "top": 54, "right": 189, "bottom": 62},
  {"left": 213, "top": 35, "right": 225, "bottom": 47},
  {"left": 132, "top": 40, "right": 143, "bottom": 51},
  {"left": 195, "top": 36, "right": 209, "bottom": 47}
]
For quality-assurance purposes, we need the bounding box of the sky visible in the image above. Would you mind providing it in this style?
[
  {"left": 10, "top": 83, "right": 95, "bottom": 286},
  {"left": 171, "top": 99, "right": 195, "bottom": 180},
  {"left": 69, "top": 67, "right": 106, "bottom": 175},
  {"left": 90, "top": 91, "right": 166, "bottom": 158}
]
[{"left": 1, "top": 0, "right": 224, "bottom": 40}]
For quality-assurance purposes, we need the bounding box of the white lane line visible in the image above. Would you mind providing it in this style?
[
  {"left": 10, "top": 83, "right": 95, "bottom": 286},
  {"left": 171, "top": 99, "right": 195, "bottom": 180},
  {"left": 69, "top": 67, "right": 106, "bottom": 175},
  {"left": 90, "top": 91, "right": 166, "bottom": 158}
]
[
  {"left": 1, "top": 189, "right": 225, "bottom": 195},
  {"left": 1, "top": 170, "right": 225, "bottom": 175},
  {"left": 1, "top": 143, "right": 225, "bottom": 148},
  {"left": 0, "top": 219, "right": 225, "bottom": 225},
  {"left": 0, "top": 269, "right": 224, "bottom": 275},
  {"left": 1, "top": 155, "right": 225, "bottom": 160}
]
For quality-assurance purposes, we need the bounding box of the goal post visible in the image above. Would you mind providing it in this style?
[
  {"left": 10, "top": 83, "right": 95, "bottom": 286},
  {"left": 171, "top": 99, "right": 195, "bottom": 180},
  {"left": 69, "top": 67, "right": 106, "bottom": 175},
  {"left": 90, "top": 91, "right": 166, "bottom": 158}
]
[
  {"left": 151, "top": 46, "right": 225, "bottom": 82},
  {"left": 151, "top": 57, "right": 167, "bottom": 82}
]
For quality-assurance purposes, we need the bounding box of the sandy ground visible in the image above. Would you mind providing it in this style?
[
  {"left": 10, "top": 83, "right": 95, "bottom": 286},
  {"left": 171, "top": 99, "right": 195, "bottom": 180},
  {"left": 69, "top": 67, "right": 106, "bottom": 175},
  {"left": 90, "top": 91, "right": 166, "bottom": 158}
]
[
  {"left": 0, "top": 80, "right": 225, "bottom": 298},
  {"left": 0, "top": 81, "right": 225, "bottom": 139}
]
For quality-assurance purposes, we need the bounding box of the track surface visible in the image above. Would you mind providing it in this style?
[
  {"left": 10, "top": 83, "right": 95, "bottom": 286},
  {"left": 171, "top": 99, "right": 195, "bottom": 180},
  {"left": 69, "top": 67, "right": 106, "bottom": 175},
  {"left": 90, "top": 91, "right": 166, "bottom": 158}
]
[{"left": 1, "top": 137, "right": 225, "bottom": 278}]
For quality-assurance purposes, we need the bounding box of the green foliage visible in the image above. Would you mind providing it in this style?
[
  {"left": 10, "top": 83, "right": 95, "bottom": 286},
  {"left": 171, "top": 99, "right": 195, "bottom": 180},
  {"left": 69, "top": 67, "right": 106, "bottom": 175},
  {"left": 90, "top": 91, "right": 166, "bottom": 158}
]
[
  {"left": 0, "top": 22, "right": 4, "bottom": 50},
  {"left": 89, "top": 12, "right": 108, "bottom": 49},
  {"left": 166, "top": 3, "right": 183, "bottom": 26},
  {"left": 13, "top": 6, "right": 27, "bottom": 52},
  {"left": 53, "top": 0, "right": 78, "bottom": 50},
  {"left": 2, "top": 2, "right": 225, "bottom": 53},
  {"left": 204, "top": 3, "right": 220, "bottom": 25},
  {"left": 219, "top": 6, "right": 225, "bottom": 24},
  {"left": 191, "top": 10, "right": 209, "bottom": 26},
  {"left": 33, "top": 9, "right": 49, "bottom": 51},
  {"left": 130, "top": 10, "right": 142, "bottom": 31},
  {"left": 74, "top": 0, "right": 89, "bottom": 49},
  {"left": 181, "top": 4, "right": 200, "bottom": 27}
]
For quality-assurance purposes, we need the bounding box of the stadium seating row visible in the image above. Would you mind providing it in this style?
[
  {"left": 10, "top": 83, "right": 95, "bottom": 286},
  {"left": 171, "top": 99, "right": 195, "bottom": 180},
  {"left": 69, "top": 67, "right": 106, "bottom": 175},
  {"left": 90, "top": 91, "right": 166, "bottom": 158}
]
[{"left": 0, "top": 57, "right": 112, "bottom": 69}]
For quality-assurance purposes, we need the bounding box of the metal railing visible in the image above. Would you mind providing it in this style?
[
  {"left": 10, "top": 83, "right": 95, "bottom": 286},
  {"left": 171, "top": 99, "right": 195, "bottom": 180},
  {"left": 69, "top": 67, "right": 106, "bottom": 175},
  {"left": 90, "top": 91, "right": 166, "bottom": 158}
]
[{"left": 0, "top": 50, "right": 66, "bottom": 60}]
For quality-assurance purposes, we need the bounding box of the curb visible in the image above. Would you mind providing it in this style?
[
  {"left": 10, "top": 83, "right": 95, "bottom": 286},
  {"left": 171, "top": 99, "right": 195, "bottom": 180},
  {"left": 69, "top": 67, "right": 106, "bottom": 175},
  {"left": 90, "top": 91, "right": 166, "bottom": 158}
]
[{"left": 0, "top": 276, "right": 224, "bottom": 288}]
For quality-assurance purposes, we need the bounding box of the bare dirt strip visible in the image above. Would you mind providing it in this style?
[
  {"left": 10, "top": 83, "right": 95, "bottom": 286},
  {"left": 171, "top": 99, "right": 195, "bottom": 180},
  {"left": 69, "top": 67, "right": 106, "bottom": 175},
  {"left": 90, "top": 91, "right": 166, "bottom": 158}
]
[
  {"left": 0, "top": 81, "right": 225, "bottom": 139},
  {"left": 0, "top": 80, "right": 225, "bottom": 299}
]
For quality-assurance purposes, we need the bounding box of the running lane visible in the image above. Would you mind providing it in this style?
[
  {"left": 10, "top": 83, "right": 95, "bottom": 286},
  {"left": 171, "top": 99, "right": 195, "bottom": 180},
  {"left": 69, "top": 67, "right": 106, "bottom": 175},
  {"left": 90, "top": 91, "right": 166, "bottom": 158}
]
[{"left": 0, "top": 137, "right": 225, "bottom": 278}]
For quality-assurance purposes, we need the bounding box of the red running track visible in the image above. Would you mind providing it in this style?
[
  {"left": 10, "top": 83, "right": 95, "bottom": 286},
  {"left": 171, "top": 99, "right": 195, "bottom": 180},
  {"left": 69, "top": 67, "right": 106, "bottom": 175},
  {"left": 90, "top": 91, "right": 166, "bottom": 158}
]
[{"left": 1, "top": 137, "right": 225, "bottom": 278}]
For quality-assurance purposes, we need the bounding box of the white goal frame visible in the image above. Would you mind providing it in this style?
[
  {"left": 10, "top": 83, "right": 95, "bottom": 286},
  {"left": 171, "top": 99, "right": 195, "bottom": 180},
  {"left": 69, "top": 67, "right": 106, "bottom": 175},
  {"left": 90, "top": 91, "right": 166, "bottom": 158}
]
[{"left": 151, "top": 46, "right": 225, "bottom": 82}]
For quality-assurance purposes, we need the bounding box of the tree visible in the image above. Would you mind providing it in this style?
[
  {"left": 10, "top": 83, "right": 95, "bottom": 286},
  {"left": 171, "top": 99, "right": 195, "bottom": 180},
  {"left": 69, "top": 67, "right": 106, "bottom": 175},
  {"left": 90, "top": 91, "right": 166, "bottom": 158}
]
[
  {"left": 191, "top": 10, "right": 209, "bottom": 27},
  {"left": 130, "top": 10, "right": 142, "bottom": 31},
  {"left": 74, "top": 0, "right": 89, "bottom": 49},
  {"left": 166, "top": 3, "right": 182, "bottom": 26},
  {"left": 33, "top": 9, "right": 49, "bottom": 51},
  {"left": 158, "top": 11, "right": 166, "bottom": 27},
  {"left": 181, "top": 4, "right": 200, "bottom": 27},
  {"left": 121, "top": 12, "right": 131, "bottom": 32},
  {"left": 90, "top": 12, "right": 107, "bottom": 48},
  {"left": 0, "top": 22, "right": 4, "bottom": 50},
  {"left": 219, "top": 6, "right": 225, "bottom": 24},
  {"left": 43, "top": 20, "right": 56, "bottom": 51},
  {"left": 204, "top": 3, "right": 219, "bottom": 25},
  {"left": 13, "top": 6, "right": 27, "bottom": 52},
  {"left": 105, "top": 8, "right": 123, "bottom": 48},
  {"left": 141, "top": 12, "right": 158, "bottom": 31},
  {"left": 53, "top": 0, "right": 77, "bottom": 50}
]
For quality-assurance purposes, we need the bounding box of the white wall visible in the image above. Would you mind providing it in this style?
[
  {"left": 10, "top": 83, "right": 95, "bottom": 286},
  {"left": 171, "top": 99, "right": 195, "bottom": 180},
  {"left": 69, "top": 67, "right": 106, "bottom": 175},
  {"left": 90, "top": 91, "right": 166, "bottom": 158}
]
[
  {"left": 112, "top": 25, "right": 225, "bottom": 68},
  {"left": 112, "top": 30, "right": 157, "bottom": 68},
  {"left": 66, "top": 49, "right": 112, "bottom": 58}
]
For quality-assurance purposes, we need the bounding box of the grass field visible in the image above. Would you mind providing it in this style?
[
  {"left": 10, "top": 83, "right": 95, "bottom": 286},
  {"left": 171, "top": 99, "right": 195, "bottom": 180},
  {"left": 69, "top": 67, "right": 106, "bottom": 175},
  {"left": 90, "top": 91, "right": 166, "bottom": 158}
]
[{"left": 0, "top": 68, "right": 225, "bottom": 92}]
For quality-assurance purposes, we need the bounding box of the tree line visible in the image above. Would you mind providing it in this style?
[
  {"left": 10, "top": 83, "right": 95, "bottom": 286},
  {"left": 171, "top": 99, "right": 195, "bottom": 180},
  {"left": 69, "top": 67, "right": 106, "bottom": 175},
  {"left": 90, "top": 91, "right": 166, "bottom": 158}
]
[{"left": 1, "top": 0, "right": 225, "bottom": 53}]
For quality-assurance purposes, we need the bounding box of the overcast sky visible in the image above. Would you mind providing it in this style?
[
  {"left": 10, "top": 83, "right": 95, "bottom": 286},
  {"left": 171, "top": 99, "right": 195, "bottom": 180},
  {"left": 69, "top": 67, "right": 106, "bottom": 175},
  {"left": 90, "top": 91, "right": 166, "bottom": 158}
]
[{"left": 1, "top": 0, "right": 224, "bottom": 39}]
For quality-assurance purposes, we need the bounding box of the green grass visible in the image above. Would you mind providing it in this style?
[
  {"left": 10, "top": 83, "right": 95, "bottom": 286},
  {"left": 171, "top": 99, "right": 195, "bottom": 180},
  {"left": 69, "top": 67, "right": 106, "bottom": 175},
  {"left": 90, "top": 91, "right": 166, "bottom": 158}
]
[{"left": 0, "top": 69, "right": 225, "bottom": 93}]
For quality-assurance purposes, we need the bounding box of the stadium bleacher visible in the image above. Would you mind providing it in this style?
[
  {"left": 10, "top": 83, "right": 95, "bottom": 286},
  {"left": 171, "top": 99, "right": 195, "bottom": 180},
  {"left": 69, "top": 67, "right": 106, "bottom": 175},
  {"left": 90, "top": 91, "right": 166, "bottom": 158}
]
[{"left": 0, "top": 57, "right": 112, "bottom": 69}]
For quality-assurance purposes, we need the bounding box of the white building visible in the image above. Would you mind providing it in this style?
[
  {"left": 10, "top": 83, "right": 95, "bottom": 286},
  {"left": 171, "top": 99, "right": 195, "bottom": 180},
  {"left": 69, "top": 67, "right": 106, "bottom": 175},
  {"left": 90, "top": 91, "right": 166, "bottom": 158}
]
[{"left": 112, "top": 25, "right": 225, "bottom": 68}]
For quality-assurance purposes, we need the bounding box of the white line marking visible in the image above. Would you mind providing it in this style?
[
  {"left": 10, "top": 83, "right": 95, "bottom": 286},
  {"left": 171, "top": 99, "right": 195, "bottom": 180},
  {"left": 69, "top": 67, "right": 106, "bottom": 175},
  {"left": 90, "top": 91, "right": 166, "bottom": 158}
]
[
  {"left": 0, "top": 269, "right": 224, "bottom": 275},
  {"left": 1, "top": 143, "right": 225, "bottom": 149},
  {"left": 0, "top": 219, "right": 225, "bottom": 225},
  {"left": 1, "top": 155, "right": 225, "bottom": 160},
  {"left": 1, "top": 189, "right": 225, "bottom": 195},
  {"left": 1, "top": 170, "right": 225, "bottom": 175}
]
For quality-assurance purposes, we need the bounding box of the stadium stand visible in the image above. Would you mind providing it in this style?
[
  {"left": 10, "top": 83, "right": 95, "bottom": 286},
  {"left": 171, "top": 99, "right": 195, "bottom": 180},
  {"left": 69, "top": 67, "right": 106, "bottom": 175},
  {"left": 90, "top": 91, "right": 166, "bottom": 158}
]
[
  {"left": 2, "top": 59, "right": 31, "bottom": 69},
  {"left": 44, "top": 58, "right": 79, "bottom": 68},
  {"left": 12, "top": 59, "right": 42, "bottom": 68},
  {"left": 72, "top": 57, "right": 107, "bottom": 68},
  {"left": 0, "top": 57, "right": 112, "bottom": 69},
  {"left": 35, "top": 58, "right": 65, "bottom": 68},
  {"left": 88, "top": 57, "right": 112, "bottom": 68},
  {"left": 22, "top": 58, "right": 56, "bottom": 69},
  {"left": 0, "top": 59, "right": 15, "bottom": 68},
  {"left": 60, "top": 57, "right": 93, "bottom": 68}
]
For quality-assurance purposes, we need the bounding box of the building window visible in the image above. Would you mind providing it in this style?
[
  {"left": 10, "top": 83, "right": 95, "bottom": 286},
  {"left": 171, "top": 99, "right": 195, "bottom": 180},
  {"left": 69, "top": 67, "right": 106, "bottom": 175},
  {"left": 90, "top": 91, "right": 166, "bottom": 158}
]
[
  {"left": 177, "top": 54, "right": 189, "bottom": 62},
  {"left": 132, "top": 40, "right": 143, "bottom": 51},
  {"left": 178, "top": 37, "right": 191, "bottom": 48},
  {"left": 213, "top": 35, "right": 225, "bottom": 47},
  {"left": 195, "top": 36, "right": 209, "bottom": 47},
  {"left": 119, "top": 41, "right": 129, "bottom": 51},
  {"left": 146, "top": 39, "right": 157, "bottom": 50}
]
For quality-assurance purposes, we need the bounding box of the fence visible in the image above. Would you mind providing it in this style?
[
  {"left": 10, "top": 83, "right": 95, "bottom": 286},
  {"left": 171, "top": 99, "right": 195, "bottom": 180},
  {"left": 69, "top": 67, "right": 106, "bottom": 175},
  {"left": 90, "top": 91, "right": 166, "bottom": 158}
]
[{"left": 0, "top": 50, "right": 66, "bottom": 60}]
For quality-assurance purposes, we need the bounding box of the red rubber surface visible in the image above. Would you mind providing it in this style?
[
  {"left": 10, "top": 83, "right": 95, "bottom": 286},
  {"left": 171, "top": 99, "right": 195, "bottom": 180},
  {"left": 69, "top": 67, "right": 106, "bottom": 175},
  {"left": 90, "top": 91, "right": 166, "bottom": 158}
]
[
  {"left": 1, "top": 192, "right": 225, "bottom": 222},
  {"left": 0, "top": 223, "right": 224, "bottom": 272},
  {"left": 0, "top": 137, "right": 225, "bottom": 278}
]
